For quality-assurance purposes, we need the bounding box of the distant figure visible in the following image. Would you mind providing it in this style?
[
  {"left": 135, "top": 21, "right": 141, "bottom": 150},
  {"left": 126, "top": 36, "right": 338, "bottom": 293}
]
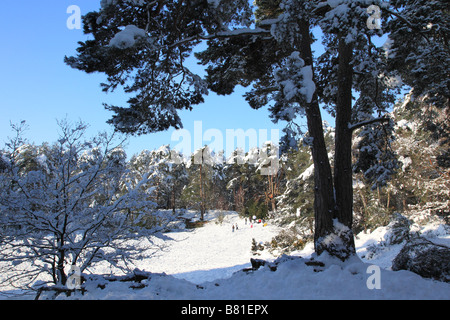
[
  {"left": 232, "top": 224, "right": 235, "bottom": 232},
  {"left": 235, "top": 223, "right": 238, "bottom": 230},
  {"left": 245, "top": 218, "right": 247, "bottom": 225}
]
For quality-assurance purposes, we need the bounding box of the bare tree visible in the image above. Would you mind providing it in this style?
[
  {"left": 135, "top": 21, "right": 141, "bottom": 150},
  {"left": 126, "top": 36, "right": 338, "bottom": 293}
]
[{"left": 0, "top": 120, "right": 158, "bottom": 293}]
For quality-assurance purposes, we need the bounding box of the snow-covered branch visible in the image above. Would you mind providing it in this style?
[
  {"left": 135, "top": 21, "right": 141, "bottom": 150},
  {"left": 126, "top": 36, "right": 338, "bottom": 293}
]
[
  {"left": 168, "top": 27, "right": 271, "bottom": 49},
  {"left": 0, "top": 121, "right": 159, "bottom": 290},
  {"left": 348, "top": 115, "right": 390, "bottom": 132}
]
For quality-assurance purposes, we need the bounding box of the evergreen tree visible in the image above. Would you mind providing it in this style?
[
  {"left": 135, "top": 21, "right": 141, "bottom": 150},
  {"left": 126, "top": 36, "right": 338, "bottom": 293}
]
[
  {"left": 224, "top": 148, "right": 248, "bottom": 213},
  {"left": 352, "top": 91, "right": 450, "bottom": 233},
  {"left": 66, "top": 0, "right": 449, "bottom": 260},
  {"left": 224, "top": 145, "right": 280, "bottom": 217},
  {"left": 384, "top": 0, "right": 449, "bottom": 108},
  {"left": 182, "top": 146, "right": 215, "bottom": 220},
  {"left": 278, "top": 140, "right": 315, "bottom": 217},
  {"left": 129, "top": 146, "right": 188, "bottom": 213},
  {"left": 390, "top": 93, "right": 450, "bottom": 212}
]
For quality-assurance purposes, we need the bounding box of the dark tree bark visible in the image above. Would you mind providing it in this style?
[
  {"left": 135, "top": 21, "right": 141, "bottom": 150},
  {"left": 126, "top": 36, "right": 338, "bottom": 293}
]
[
  {"left": 332, "top": 36, "right": 356, "bottom": 258},
  {"left": 200, "top": 162, "right": 205, "bottom": 221},
  {"left": 297, "top": 20, "right": 337, "bottom": 256},
  {"left": 297, "top": 22, "right": 357, "bottom": 260}
]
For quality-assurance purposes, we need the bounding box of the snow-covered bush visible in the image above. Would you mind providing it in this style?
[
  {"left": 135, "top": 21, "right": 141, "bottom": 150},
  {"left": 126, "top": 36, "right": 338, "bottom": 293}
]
[
  {"left": 384, "top": 213, "right": 412, "bottom": 245},
  {"left": 269, "top": 228, "right": 307, "bottom": 254},
  {"left": 0, "top": 120, "right": 158, "bottom": 291},
  {"left": 392, "top": 237, "right": 450, "bottom": 283}
]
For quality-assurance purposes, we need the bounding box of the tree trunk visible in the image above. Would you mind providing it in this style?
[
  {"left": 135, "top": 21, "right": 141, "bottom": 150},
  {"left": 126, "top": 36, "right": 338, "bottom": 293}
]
[
  {"left": 199, "top": 163, "right": 205, "bottom": 221},
  {"left": 331, "top": 36, "right": 356, "bottom": 259},
  {"left": 358, "top": 188, "right": 368, "bottom": 232},
  {"left": 297, "top": 21, "right": 337, "bottom": 256},
  {"left": 298, "top": 23, "right": 357, "bottom": 260},
  {"left": 56, "top": 238, "right": 67, "bottom": 286},
  {"left": 267, "top": 174, "right": 277, "bottom": 213},
  {"left": 172, "top": 188, "right": 176, "bottom": 214}
]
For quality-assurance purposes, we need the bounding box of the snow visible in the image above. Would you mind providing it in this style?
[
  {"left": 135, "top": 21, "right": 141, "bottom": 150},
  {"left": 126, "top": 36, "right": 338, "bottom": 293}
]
[
  {"left": 299, "top": 66, "right": 316, "bottom": 103},
  {"left": 320, "top": 219, "right": 352, "bottom": 249},
  {"left": 398, "top": 155, "right": 412, "bottom": 172},
  {"left": 130, "top": 211, "right": 280, "bottom": 284},
  {"left": 1, "top": 211, "right": 449, "bottom": 300},
  {"left": 327, "top": 0, "right": 342, "bottom": 8},
  {"left": 207, "top": 0, "right": 221, "bottom": 8},
  {"left": 101, "top": 0, "right": 145, "bottom": 9},
  {"left": 299, "top": 163, "right": 314, "bottom": 181},
  {"left": 396, "top": 119, "right": 417, "bottom": 133},
  {"left": 274, "top": 51, "right": 316, "bottom": 106},
  {"left": 109, "top": 25, "right": 147, "bottom": 49}
]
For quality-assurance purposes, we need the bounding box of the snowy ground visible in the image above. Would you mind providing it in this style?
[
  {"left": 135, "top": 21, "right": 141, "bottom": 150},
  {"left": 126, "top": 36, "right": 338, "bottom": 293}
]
[
  {"left": 131, "top": 210, "right": 281, "bottom": 284},
  {"left": 1, "top": 210, "right": 449, "bottom": 300}
]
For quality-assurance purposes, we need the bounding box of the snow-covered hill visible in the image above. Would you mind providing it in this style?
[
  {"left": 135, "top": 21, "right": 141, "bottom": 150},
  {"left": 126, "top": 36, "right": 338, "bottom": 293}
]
[
  {"left": 60, "top": 211, "right": 450, "bottom": 299},
  {"left": 129, "top": 210, "right": 281, "bottom": 284},
  {"left": 1, "top": 210, "right": 449, "bottom": 300}
]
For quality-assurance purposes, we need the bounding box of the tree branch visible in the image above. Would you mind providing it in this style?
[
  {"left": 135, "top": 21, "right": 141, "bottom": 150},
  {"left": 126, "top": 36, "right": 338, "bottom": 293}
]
[
  {"left": 348, "top": 115, "right": 390, "bottom": 132},
  {"left": 381, "top": 7, "right": 431, "bottom": 44},
  {"left": 169, "top": 27, "right": 271, "bottom": 49}
]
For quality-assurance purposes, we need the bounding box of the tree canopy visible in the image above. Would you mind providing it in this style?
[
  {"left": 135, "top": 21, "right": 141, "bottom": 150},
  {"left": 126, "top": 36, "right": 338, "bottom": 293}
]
[{"left": 66, "top": 0, "right": 449, "bottom": 260}]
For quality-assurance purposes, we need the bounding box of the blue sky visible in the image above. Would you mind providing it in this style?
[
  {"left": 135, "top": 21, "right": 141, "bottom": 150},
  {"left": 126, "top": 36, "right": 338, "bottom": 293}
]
[{"left": 0, "top": 1, "right": 332, "bottom": 158}]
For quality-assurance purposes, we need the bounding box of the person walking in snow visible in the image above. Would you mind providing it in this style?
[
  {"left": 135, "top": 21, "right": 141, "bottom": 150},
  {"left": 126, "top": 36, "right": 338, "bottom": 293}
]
[
  {"left": 232, "top": 224, "right": 235, "bottom": 232},
  {"left": 235, "top": 223, "right": 238, "bottom": 230}
]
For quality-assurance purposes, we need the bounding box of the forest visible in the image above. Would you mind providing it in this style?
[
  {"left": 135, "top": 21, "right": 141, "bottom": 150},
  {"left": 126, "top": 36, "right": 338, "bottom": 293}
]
[
  {"left": 0, "top": 89, "right": 448, "bottom": 292},
  {"left": 0, "top": 0, "right": 448, "bottom": 298}
]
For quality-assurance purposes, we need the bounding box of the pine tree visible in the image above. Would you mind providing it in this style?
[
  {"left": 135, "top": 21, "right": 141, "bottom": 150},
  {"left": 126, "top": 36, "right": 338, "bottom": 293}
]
[
  {"left": 224, "top": 148, "right": 246, "bottom": 213},
  {"left": 390, "top": 93, "right": 450, "bottom": 212},
  {"left": 66, "top": 0, "right": 449, "bottom": 260},
  {"left": 384, "top": 0, "right": 450, "bottom": 108},
  {"left": 129, "top": 146, "right": 188, "bottom": 213},
  {"left": 182, "top": 146, "right": 215, "bottom": 220}
]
